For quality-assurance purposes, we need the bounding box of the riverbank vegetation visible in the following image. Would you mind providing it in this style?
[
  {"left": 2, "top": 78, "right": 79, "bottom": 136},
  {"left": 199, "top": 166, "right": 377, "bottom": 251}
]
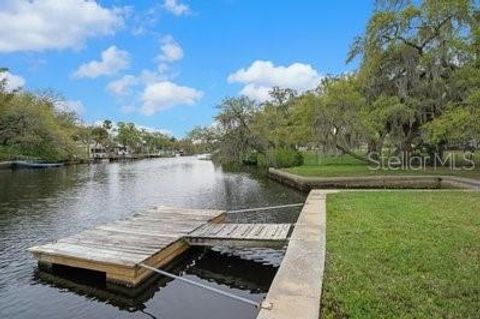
[
  {"left": 188, "top": 0, "right": 480, "bottom": 171},
  {"left": 322, "top": 191, "right": 480, "bottom": 318},
  {"left": 0, "top": 86, "right": 82, "bottom": 161},
  {"left": 0, "top": 73, "right": 178, "bottom": 162}
]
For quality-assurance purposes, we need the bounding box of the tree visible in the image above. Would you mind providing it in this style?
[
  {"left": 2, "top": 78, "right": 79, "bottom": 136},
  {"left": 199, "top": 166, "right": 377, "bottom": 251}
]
[
  {"left": 102, "top": 120, "right": 112, "bottom": 131},
  {"left": 186, "top": 126, "right": 220, "bottom": 153},
  {"left": 424, "top": 10, "right": 480, "bottom": 147},
  {"left": 214, "top": 96, "right": 259, "bottom": 164},
  {"left": 116, "top": 122, "right": 141, "bottom": 151},
  {"left": 91, "top": 127, "right": 109, "bottom": 146},
  {"left": 212, "top": 92, "right": 306, "bottom": 167},
  {"left": 0, "top": 92, "right": 83, "bottom": 161},
  {"left": 139, "top": 130, "right": 171, "bottom": 154},
  {"left": 349, "top": 0, "right": 480, "bottom": 159},
  {"left": 251, "top": 87, "right": 299, "bottom": 151},
  {"left": 310, "top": 75, "right": 380, "bottom": 162}
]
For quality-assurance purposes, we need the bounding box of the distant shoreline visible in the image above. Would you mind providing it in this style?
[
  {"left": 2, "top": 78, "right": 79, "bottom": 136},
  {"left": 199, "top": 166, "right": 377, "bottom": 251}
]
[{"left": 0, "top": 154, "right": 178, "bottom": 170}]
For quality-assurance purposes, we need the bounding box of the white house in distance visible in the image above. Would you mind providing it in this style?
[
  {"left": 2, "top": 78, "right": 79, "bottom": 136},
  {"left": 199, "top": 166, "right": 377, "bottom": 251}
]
[
  {"left": 89, "top": 143, "right": 133, "bottom": 159},
  {"left": 89, "top": 143, "right": 108, "bottom": 159}
]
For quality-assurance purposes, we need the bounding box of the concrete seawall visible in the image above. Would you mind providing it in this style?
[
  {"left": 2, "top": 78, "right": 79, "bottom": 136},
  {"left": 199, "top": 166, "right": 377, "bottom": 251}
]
[
  {"left": 257, "top": 190, "right": 334, "bottom": 319},
  {"left": 268, "top": 168, "right": 480, "bottom": 191}
]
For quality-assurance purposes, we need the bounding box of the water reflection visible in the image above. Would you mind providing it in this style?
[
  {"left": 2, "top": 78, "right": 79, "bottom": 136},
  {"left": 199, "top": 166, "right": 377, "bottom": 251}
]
[
  {"left": 0, "top": 157, "right": 305, "bottom": 319},
  {"left": 33, "top": 248, "right": 278, "bottom": 316}
]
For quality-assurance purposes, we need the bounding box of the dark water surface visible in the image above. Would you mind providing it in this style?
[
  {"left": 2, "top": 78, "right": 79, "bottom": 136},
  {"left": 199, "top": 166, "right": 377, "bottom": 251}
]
[{"left": 0, "top": 157, "right": 305, "bottom": 319}]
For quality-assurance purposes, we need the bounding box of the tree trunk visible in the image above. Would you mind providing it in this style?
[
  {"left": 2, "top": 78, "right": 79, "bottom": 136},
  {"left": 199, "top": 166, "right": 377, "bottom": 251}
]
[
  {"left": 367, "top": 135, "right": 385, "bottom": 160},
  {"left": 335, "top": 143, "right": 378, "bottom": 165}
]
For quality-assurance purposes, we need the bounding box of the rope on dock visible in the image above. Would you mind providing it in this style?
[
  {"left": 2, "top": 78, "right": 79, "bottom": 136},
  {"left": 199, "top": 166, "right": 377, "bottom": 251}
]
[
  {"left": 138, "top": 263, "right": 263, "bottom": 308},
  {"left": 227, "top": 203, "right": 304, "bottom": 214}
]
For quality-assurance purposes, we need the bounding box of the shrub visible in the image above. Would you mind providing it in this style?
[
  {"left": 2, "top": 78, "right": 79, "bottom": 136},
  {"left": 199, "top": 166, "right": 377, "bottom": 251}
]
[{"left": 259, "top": 147, "right": 303, "bottom": 168}]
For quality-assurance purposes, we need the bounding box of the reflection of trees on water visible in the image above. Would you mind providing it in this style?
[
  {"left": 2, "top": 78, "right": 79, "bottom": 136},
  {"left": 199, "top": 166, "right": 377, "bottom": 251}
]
[
  {"left": 33, "top": 248, "right": 278, "bottom": 313},
  {"left": 186, "top": 249, "right": 277, "bottom": 293},
  {"left": 0, "top": 166, "right": 89, "bottom": 235},
  {"left": 219, "top": 166, "right": 305, "bottom": 224},
  {"left": 0, "top": 165, "right": 87, "bottom": 205}
]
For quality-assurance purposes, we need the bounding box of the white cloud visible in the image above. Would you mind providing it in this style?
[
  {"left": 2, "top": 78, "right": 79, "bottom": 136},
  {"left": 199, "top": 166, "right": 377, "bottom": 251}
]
[
  {"left": 120, "top": 105, "right": 137, "bottom": 114},
  {"left": 104, "top": 35, "right": 189, "bottom": 115},
  {"left": 0, "top": 0, "right": 123, "bottom": 53},
  {"left": 163, "top": 0, "right": 190, "bottom": 16},
  {"left": 73, "top": 46, "right": 130, "bottom": 79},
  {"left": 138, "top": 125, "right": 173, "bottom": 136},
  {"left": 140, "top": 81, "right": 203, "bottom": 115},
  {"left": 106, "top": 68, "right": 171, "bottom": 96},
  {"left": 227, "top": 60, "right": 322, "bottom": 101},
  {"left": 239, "top": 84, "right": 272, "bottom": 102},
  {"left": 130, "top": 6, "right": 160, "bottom": 36},
  {"left": 157, "top": 35, "right": 184, "bottom": 63},
  {"left": 107, "top": 75, "right": 138, "bottom": 96},
  {"left": 139, "top": 69, "right": 168, "bottom": 84},
  {"left": 0, "top": 71, "right": 26, "bottom": 91},
  {"left": 54, "top": 100, "right": 85, "bottom": 114}
]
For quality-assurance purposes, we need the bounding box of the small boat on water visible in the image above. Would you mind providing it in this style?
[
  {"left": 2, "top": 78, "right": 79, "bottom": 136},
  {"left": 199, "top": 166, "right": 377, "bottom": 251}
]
[
  {"left": 11, "top": 160, "right": 64, "bottom": 169},
  {"left": 0, "top": 161, "right": 12, "bottom": 169}
]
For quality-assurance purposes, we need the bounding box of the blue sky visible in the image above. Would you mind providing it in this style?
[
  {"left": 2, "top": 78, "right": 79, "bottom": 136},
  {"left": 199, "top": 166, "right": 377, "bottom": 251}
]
[{"left": 0, "top": 0, "right": 373, "bottom": 137}]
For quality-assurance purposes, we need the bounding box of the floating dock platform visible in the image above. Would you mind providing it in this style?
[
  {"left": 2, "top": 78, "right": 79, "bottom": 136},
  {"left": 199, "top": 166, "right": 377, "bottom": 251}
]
[
  {"left": 28, "top": 207, "right": 226, "bottom": 287},
  {"left": 28, "top": 207, "right": 291, "bottom": 287}
]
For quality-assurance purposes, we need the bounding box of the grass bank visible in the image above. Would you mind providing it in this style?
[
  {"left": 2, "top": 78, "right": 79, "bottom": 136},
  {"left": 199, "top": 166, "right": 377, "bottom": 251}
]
[
  {"left": 321, "top": 191, "right": 480, "bottom": 318},
  {"left": 285, "top": 152, "right": 480, "bottom": 180}
]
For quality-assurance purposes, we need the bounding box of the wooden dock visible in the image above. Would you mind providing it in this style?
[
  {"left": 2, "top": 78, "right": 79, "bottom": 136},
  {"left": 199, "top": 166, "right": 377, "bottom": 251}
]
[
  {"left": 186, "top": 223, "right": 291, "bottom": 247},
  {"left": 28, "top": 206, "right": 225, "bottom": 287},
  {"left": 28, "top": 207, "right": 291, "bottom": 287}
]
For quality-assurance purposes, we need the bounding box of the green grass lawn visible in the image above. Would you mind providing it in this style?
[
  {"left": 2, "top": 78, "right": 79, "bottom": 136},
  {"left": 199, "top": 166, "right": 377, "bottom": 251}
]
[
  {"left": 321, "top": 191, "right": 480, "bottom": 318},
  {"left": 285, "top": 152, "right": 480, "bottom": 179}
]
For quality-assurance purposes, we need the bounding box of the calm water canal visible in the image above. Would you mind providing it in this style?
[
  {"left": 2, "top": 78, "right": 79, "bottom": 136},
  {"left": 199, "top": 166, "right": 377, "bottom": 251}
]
[{"left": 0, "top": 157, "right": 305, "bottom": 319}]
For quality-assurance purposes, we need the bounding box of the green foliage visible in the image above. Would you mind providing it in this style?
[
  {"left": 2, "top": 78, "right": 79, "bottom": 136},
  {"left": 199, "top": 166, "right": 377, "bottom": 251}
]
[
  {"left": 205, "top": 90, "right": 323, "bottom": 166},
  {"left": 186, "top": 125, "right": 221, "bottom": 153},
  {"left": 313, "top": 76, "right": 372, "bottom": 154},
  {"left": 91, "top": 127, "right": 109, "bottom": 145},
  {"left": 257, "top": 147, "right": 304, "bottom": 168},
  {"left": 213, "top": 96, "right": 259, "bottom": 164},
  {"left": 270, "top": 147, "right": 304, "bottom": 168},
  {"left": 350, "top": 0, "right": 480, "bottom": 154},
  {"left": 102, "top": 120, "right": 112, "bottom": 131},
  {"left": 243, "top": 151, "right": 259, "bottom": 165},
  {"left": 251, "top": 88, "right": 301, "bottom": 150},
  {"left": 116, "top": 122, "right": 141, "bottom": 151},
  {"left": 0, "top": 90, "right": 83, "bottom": 161},
  {"left": 142, "top": 130, "right": 173, "bottom": 153},
  {"left": 0, "top": 145, "right": 28, "bottom": 160},
  {"left": 114, "top": 122, "right": 174, "bottom": 154},
  {"left": 423, "top": 105, "right": 476, "bottom": 144}
]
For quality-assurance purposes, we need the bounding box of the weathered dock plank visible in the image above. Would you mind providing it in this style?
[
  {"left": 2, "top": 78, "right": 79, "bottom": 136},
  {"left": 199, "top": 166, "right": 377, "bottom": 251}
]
[
  {"left": 28, "top": 207, "right": 225, "bottom": 287},
  {"left": 186, "top": 223, "right": 291, "bottom": 247}
]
